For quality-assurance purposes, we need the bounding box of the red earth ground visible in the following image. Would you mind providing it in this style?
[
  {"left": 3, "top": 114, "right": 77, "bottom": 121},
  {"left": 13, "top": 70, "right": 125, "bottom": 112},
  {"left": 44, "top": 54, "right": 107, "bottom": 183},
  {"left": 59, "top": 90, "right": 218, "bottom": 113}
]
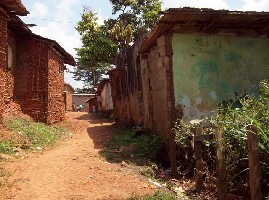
[{"left": 0, "top": 112, "right": 156, "bottom": 200}]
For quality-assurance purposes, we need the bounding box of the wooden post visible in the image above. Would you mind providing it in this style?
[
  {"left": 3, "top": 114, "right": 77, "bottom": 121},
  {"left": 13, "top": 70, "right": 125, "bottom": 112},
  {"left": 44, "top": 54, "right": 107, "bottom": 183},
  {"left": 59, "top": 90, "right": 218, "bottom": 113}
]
[
  {"left": 193, "top": 127, "right": 204, "bottom": 192},
  {"left": 169, "top": 129, "right": 178, "bottom": 178},
  {"left": 215, "top": 127, "right": 227, "bottom": 200},
  {"left": 247, "top": 125, "right": 261, "bottom": 200}
]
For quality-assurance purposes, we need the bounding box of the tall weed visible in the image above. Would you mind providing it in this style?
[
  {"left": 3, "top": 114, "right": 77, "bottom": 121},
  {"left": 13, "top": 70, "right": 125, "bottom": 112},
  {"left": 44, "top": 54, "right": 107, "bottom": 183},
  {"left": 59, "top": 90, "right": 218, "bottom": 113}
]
[{"left": 1, "top": 117, "right": 70, "bottom": 153}]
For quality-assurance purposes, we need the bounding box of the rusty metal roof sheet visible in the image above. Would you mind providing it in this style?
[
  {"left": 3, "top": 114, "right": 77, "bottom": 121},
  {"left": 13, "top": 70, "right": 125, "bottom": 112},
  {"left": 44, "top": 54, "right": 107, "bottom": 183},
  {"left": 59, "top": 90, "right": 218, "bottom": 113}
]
[
  {"left": 141, "top": 7, "right": 269, "bottom": 53},
  {"left": 64, "top": 83, "right": 75, "bottom": 93},
  {"left": 0, "top": 0, "right": 29, "bottom": 16},
  {"left": 7, "top": 16, "right": 75, "bottom": 66},
  {"left": 8, "top": 15, "right": 31, "bottom": 34},
  {"left": 32, "top": 34, "right": 76, "bottom": 66}
]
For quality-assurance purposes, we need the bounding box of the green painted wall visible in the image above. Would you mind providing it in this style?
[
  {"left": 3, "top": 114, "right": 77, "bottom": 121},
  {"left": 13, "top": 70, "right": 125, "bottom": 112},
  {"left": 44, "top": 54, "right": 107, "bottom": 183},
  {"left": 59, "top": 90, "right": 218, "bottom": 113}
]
[{"left": 172, "top": 34, "right": 269, "bottom": 119}]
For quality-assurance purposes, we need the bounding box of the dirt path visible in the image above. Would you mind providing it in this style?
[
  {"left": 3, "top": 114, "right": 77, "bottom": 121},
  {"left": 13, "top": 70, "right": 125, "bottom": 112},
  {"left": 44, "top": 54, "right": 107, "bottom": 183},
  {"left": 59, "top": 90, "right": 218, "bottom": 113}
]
[{"left": 1, "top": 112, "right": 155, "bottom": 200}]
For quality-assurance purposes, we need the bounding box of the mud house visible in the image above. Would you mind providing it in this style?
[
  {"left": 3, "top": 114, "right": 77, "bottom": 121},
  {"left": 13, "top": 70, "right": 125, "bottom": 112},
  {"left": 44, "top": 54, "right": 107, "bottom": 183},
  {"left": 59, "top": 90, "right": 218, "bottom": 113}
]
[
  {"left": 72, "top": 93, "right": 95, "bottom": 112},
  {"left": 85, "top": 96, "right": 97, "bottom": 113},
  {"left": 0, "top": 1, "right": 29, "bottom": 122},
  {"left": 64, "top": 83, "right": 75, "bottom": 111},
  {"left": 0, "top": 1, "right": 76, "bottom": 124},
  {"left": 96, "top": 79, "right": 113, "bottom": 111},
  {"left": 111, "top": 8, "right": 269, "bottom": 139},
  {"left": 108, "top": 46, "right": 144, "bottom": 127}
]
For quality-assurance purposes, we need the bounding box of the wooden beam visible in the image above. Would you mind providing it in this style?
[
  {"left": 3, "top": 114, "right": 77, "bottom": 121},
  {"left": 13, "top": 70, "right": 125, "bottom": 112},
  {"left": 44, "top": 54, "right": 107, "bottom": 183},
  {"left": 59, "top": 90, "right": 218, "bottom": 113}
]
[
  {"left": 202, "top": 16, "right": 219, "bottom": 32},
  {"left": 0, "top": 6, "right": 9, "bottom": 18},
  {"left": 247, "top": 125, "right": 261, "bottom": 200},
  {"left": 259, "top": 23, "right": 269, "bottom": 34},
  {"left": 193, "top": 127, "right": 204, "bottom": 192}
]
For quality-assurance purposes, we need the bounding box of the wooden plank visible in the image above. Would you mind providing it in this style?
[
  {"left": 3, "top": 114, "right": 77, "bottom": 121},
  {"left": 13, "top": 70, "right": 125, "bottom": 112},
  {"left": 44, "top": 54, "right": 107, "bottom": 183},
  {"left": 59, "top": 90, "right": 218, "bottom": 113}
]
[
  {"left": 193, "top": 127, "right": 204, "bottom": 192},
  {"left": 247, "top": 125, "right": 261, "bottom": 200},
  {"left": 194, "top": 134, "right": 213, "bottom": 142},
  {"left": 202, "top": 15, "right": 219, "bottom": 32},
  {"left": 169, "top": 130, "right": 178, "bottom": 178},
  {"left": 215, "top": 127, "right": 227, "bottom": 200}
]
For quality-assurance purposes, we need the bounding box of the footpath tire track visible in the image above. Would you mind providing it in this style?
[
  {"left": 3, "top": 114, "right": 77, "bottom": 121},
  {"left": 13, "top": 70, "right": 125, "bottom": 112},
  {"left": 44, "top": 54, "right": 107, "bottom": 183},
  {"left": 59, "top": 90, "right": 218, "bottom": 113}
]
[{"left": 1, "top": 112, "right": 155, "bottom": 200}]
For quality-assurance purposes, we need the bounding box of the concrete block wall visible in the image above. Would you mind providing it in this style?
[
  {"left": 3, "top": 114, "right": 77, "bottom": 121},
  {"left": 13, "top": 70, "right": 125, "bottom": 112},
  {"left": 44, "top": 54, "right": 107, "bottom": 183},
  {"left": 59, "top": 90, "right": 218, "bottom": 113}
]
[{"left": 47, "top": 47, "right": 65, "bottom": 124}]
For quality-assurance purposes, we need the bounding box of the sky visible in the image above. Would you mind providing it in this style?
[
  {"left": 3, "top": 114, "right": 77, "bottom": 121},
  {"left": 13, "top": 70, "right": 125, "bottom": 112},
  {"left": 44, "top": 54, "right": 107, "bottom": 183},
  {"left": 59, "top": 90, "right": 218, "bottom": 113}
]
[{"left": 20, "top": 0, "right": 269, "bottom": 89}]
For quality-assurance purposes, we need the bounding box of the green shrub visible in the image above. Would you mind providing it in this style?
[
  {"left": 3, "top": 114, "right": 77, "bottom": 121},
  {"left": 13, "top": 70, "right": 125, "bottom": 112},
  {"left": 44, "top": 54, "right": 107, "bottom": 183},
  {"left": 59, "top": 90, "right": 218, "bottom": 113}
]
[
  {"left": 209, "top": 80, "right": 269, "bottom": 196},
  {"left": 101, "top": 128, "right": 164, "bottom": 164},
  {"left": 174, "top": 80, "right": 269, "bottom": 197}
]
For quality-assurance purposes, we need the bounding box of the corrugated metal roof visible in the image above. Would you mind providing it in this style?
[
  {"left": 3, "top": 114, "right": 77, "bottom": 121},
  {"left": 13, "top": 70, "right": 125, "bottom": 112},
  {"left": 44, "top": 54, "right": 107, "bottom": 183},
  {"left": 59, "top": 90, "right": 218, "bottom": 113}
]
[
  {"left": 0, "top": 0, "right": 29, "bottom": 16},
  {"left": 73, "top": 94, "right": 95, "bottom": 96},
  {"left": 141, "top": 7, "right": 269, "bottom": 53}
]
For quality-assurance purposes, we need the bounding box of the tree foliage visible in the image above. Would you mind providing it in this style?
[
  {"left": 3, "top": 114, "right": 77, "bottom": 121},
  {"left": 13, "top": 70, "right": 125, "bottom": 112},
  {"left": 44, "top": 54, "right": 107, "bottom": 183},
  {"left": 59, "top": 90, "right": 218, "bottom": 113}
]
[
  {"left": 109, "top": 0, "right": 161, "bottom": 45},
  {"left": 74, "top": 8, "right": 118, "bottom": 87},
  {"left": 74, "top": 0, "right": 161, "bottom": 88}
]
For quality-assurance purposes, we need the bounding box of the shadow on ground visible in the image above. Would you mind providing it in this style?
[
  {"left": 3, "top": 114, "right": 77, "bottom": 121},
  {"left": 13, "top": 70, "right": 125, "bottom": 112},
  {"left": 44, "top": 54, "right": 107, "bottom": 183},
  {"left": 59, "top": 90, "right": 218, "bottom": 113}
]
[
  {"left": 87, "top": 125, "right": 114, "bottom": 150},
  {"left": 74, "top": 112, "right": 114, "bottom": 125}
]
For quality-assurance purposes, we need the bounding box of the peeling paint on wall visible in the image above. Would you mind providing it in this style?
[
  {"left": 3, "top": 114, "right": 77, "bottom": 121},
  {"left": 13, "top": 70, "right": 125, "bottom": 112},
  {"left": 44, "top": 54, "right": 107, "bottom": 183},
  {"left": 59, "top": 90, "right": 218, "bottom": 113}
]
[
  {"left": 172, "top": 34, "right": 269, "bottom": 120},
  {"left": 209, "top": 91, "right": 217, "bottom": 101}
]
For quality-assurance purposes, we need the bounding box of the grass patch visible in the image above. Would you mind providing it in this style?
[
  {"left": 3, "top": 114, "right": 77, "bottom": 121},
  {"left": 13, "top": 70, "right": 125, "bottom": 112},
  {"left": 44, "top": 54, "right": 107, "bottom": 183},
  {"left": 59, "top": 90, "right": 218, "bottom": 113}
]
[
  {"left": 0, "top": 140, "right": 14, "bottom": 155},
  {"left": 100, "top": 128, "right": 165, "bottom": 165},
  {"left": 0, "top": 166, "right": 11, "bottom": 189},
  {"left": 0, "top": 117, "right": 71, "bottom": 153},
  {"left": 0, "top": 167, "right": 10, "bottom": 178},
  {"left": 127, "top": 191, "right": 177, "bottom": 200}
]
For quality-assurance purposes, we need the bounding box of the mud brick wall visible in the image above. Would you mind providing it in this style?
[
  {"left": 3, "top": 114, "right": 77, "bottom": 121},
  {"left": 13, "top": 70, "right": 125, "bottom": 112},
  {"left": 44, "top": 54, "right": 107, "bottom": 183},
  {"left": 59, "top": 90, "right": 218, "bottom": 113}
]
[
  {"left": 109, "top": 69, "right": 124, "bottom": 123},
  {"left": 64, "top": 85, "right": 73, "bottom": 111},
  {"left": 47, "top": 47, "right": 65, "bottom": 124},
  {"left": 0, "top": 10, "right": 7, "bottom": 122},
  {"left": 64, "top": 91, "right": 73, "bottom": 111},
  {"left": 140, "top": 57, "right": 153, "bottom": 134},
  {"left": 146, "top": 34, "right": 174, "bottom": 140},
  {"left": 112, "top": 71, "right": 142, "bottom": 125},
  {"left": 112, "top": 43, "right": 144, "bottom": 126},
  {"left": 109, "top": 69, "right": 120, "bottom": 102},
  {"left": 4, "top": 32, "right": 16, "bottom": 107},
  {"left": 14, "top": 37, "right": 48, "bottom": 122},
  {"left": 64, "top": 84, "right": 73, "bottom": 111}
]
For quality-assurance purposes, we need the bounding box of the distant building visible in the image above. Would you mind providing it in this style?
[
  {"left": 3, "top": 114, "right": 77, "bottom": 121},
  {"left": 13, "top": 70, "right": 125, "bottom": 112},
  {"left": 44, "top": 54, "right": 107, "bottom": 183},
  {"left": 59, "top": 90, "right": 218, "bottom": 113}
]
[
  {"left": 72, "top": 94, "right": 95, "bottom": 112},
  {"left": 64, "top": 83, "right": 75, "bottom": 111},
  {"left": 97, "top": 79, "right": 114, "bottom": 111},
  {"left": 85, "top": 97, "right": 97, "bottom": 113}
]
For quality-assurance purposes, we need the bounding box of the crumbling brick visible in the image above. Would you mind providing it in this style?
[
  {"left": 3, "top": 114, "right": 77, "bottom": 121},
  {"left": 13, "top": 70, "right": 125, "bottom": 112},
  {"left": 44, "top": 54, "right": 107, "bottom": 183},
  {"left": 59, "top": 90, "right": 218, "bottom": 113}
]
[{"left": 0, "top": 11, "right": 7, "bottom": 122}]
